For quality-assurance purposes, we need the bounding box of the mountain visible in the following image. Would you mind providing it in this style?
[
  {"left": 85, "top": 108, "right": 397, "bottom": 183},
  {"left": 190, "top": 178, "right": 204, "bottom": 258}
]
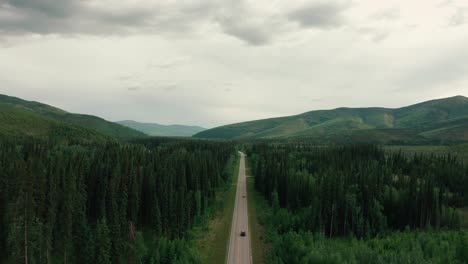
[
  {"left": 194, "top": 96, "right": 468, "bottom": 144},
  {"left": 0, "top": 102, "right": 109, "bottom": 142},
  {"left": 0, "top": 94, "right": 147, "bottom": 139},
  {"left": 117, "top": 120, "right": 206, "bottom": 137}
]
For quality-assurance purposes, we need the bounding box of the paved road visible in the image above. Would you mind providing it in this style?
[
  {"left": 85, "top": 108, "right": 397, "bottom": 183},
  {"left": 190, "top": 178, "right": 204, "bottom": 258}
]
[{"left": 226, "top": 152, "right": 252, "bottom": 264}]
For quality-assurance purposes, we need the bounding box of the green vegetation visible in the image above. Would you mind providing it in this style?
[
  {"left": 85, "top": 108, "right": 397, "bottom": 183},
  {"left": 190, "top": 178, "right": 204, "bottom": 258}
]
[
  {"left": 0, "top": 137, "right": 235, "bottom": 263},
  {"left": 462, "top": 208, "right": 468, "bottom": 228},
  {"left": 118, "top": 120, "right": 206, "bottom": 137},
  {"left": 254, "top": 189, "right": 468, "bottom": 263},
  {"left": 191, "top": 153, "right": 239, "bottom": 263},
  {"left": 56, "top": 114, "right": 146, "bottom": 139},
  {"left": 385, "top": 144, "right": 468, "bottom": 164},
  {"left": 2, "top": 93, "right": 468, "bottom": 263},
  {"left": 248, "top": 143, "right": 468, "bottom": 263},
  {"left": 0, "top": 103, "right": 109, "bottom": 143},
  {"left": 0, "top": 94, "right": 146, "bottom": 139},
  {"left": 266, "top": 226, "right": 468, "bottom": 263},
  {"left": 195, "top": 96, "right": 468, "bottom": 144}
]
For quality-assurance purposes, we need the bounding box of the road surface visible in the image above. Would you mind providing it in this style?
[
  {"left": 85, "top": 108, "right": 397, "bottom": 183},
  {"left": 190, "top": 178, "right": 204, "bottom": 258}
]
[{"left": 226, "top": 152, "right": 252, "bottom": 264}]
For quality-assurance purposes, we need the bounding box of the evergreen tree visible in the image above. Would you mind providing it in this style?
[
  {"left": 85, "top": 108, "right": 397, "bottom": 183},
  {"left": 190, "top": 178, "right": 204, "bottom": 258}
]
[
  {"left": 96, "top": 218, "right": 111, "bottom": 264},
  {"left": 75, "top": 220, "right": 95, "bottom": 264}
]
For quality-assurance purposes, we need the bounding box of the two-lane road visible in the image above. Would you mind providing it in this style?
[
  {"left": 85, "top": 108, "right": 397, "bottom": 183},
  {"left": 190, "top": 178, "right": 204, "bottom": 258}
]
[{"left": 226, "top": 152, "right": 252, "bottom": 264}]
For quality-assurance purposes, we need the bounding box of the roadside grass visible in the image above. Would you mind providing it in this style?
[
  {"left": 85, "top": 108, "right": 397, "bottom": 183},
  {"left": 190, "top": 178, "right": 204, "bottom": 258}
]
[
  {"left": 246, "top": 165, "right": 266, "bottom": 264},
  {"left": 191, "top": 153, "right": 240, "bottom": 264}
]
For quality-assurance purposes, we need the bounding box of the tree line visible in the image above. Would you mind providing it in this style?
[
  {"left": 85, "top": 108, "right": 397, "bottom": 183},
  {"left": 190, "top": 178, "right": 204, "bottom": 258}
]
[{"left": 0, "top": 137, "right": 234, "bottom": 264}]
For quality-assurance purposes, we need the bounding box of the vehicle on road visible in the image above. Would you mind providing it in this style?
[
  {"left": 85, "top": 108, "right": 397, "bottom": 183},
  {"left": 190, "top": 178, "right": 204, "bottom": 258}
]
[{"left": 240, "top": 231, "right": 246, "bottom": 237}]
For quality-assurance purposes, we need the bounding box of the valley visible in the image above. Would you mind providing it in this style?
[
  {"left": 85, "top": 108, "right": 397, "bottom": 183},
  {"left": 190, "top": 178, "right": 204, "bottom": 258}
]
[{"left": 0, "top": 94, "right": 467, "bottom": 263}]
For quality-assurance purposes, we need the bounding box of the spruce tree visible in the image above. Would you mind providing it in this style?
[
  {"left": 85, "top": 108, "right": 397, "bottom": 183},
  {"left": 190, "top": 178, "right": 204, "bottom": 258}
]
[{"left": 96, "top": 218, "right": 111, "bottom": 264}]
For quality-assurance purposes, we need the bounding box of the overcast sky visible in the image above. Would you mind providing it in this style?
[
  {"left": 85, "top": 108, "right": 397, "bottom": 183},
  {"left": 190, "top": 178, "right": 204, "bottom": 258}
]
[{"left": 1, "top": 0, "right": 467, "bottom": 128}]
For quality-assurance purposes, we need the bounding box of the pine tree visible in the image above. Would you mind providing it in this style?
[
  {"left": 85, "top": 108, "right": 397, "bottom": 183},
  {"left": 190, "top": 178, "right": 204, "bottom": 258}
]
[
  {"left": 152, "top": 197, "right": 162, "bottom": 236},
  {"left": 75, "top": 220, "right": 95, "bottom": 264},
  {"left": 96, "top": 218, "right": 111, "bottom": 264},
  {"left": 456, "top": 232, "right": 468, "bottom": 263}
]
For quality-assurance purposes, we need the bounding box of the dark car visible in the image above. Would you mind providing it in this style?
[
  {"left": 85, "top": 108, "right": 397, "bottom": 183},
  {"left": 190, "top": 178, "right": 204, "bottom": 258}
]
[{"left": 240, "top": 231, "right": 246, "bottom": 237}]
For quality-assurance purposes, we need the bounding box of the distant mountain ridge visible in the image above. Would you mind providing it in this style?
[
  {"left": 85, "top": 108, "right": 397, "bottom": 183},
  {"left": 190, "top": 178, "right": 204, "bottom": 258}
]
[
  {"left": 0, "top": 94, "right": 147, "bottom": 139},
  {"left": 194, "top": 96, "right": 468, "bottom": 144},
  {"left": 117, "top": 120, "right": 206, "bottom": 137}
]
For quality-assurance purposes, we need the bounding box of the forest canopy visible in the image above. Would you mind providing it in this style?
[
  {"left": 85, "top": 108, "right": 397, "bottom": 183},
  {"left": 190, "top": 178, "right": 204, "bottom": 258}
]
[
  {"left": 0, "top": 137, "right": 234, "bottom": 264},
  {"left": 247, "top": 143, "right": 468, "bottom": 263}
]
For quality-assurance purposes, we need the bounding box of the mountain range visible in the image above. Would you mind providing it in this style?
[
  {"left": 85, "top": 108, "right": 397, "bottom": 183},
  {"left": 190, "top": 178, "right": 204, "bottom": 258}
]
[
  {"left": 117, "top": 120, "right": 205, "bottom": 137},
  {"left": 194, "top": 96, "right": 468, "bottom": 144},
  {"left": 2, "top": 94, "right": 467, "bottom": 145},
  {"left": 0, "top": 94, "right": 208, "bottom": 141}
]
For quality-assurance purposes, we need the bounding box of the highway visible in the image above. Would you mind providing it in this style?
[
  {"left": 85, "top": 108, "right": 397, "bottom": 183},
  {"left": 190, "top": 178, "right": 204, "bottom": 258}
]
[{"left": 226, "top": 152, "right": 252, "bottom": 264}]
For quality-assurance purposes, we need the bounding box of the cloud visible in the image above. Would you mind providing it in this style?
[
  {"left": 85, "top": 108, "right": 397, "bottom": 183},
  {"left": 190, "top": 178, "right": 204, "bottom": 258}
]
[
  {"left": 118, "top": 75, "right": 136, "bottom": 81},
  {"left": 287, "top": 1, "right": 350, "bottom": 29},
  {"left": 0, "top": 0, "right": 154, "bottom": 35},
  {"left": 218, "top": 19, "right": 273, "bottom": 45},
  {"left": 0, "top": 0, "right": 216, "bottom": 36},
  {"left": 357, "top": 27, "right": 390, "bottom": 42},
  {"left": 7, "top": 0, "right": 78, "bottom": 18},
  {"left": 157, "top": 83, "right": 177, "bottom": 91},
  {"left": 396, "top": 44, "right": 468, "bottom": 91},
  {"left": 449, "top": 8, "right": 466, "bottom": 26},
  {"left": 0, "top": 0, "right": 355, "bottom": 46},
  {"left": 214, "top": 0, "right": 290, "bottom": 45},
  {"left": 146, "top": 57, "right": 191, "bottom": 69},
  {"left": 369, "top": 8, "right": 400, "bottom": 21}
]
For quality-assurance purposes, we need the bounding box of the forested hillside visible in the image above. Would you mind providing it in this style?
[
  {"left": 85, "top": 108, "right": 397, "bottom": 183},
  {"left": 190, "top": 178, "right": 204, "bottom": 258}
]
[
  {"left": 195, "top": 96, "right": 468, "bottom": 144},
  {"left": 0, "top": 94, "right": 146, "bottom": 139},
  {"left": 0, "top": 137, "right": 234, "bottom": 263},
  {"left": 248, "top": 144, "right": 468, "bottom": 263},
  {"left": 0, "top": 103, "right": 110, "bottom": 143}
]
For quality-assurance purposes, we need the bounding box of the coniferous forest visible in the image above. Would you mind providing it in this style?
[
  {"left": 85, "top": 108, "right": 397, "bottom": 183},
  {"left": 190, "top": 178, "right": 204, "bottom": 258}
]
[
  {"left": 248, "top": 143, "right": 468, "bottom": 263},
  {"left": 0, "top": 137, "right": 234, "bottom": 264},
  {"left": 1, "top": 134, "right": 468, "bottom": 263}
]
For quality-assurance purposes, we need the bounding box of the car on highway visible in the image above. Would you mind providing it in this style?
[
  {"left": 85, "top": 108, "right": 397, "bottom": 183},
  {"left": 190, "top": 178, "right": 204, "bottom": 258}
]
[{"left": 240, "top": 231, "right": 246, "bottom": 237}]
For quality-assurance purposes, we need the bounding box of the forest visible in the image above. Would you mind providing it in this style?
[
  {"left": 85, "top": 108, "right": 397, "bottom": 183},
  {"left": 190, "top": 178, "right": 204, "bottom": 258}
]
[
  {"left": 248, "top": 144, "right": 468, "bottom": 263},
  {"left": 0, "top": 137, "right": 234, "bottom": 264},
  {"left": 2, "top": 134, "right": 468, "bottom": 264}
]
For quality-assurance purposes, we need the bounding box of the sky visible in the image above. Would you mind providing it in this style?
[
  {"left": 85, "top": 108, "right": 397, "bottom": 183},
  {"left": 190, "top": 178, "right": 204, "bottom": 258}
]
[{"left": 0, "top": 0, "right": 467, "bottom": 128}]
